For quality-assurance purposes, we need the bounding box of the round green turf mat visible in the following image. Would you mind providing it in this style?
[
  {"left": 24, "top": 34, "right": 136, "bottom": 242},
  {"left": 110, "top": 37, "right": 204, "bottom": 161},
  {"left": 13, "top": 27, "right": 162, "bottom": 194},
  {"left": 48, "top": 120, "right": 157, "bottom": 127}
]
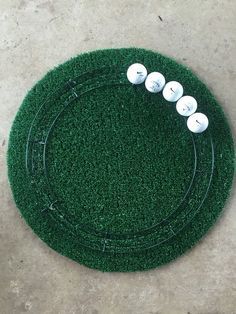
[{"left": 8, "top": 48, "right": 234, "bottom": 272}]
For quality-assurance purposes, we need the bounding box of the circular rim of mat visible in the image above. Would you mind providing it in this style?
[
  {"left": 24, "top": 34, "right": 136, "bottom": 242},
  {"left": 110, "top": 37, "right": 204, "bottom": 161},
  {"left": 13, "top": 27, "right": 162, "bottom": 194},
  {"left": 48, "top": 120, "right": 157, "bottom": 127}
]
[{"left": 8, "top": 48, "right": 235, "bottom": 272}]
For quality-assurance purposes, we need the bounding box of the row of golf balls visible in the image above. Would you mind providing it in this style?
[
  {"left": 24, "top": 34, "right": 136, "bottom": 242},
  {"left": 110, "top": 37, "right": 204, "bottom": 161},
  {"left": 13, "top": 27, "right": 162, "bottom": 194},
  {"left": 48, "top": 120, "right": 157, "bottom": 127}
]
[{"left": 127, "top": 63, "right": 209, "bottom": 133}]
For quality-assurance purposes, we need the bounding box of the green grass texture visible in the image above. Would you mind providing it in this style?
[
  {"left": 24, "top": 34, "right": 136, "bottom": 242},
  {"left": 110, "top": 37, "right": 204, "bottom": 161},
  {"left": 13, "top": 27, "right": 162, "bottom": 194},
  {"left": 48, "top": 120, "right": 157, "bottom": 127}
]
[{"left": 8, "top": 48, "right": 235, "bottom": 272}]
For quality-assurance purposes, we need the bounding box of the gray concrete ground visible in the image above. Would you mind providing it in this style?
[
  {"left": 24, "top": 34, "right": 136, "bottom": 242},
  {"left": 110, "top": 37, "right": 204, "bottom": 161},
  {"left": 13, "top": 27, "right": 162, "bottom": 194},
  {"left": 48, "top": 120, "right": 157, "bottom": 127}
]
[{"left": 0, "top": 1, "right": 235, "bottom": 313}]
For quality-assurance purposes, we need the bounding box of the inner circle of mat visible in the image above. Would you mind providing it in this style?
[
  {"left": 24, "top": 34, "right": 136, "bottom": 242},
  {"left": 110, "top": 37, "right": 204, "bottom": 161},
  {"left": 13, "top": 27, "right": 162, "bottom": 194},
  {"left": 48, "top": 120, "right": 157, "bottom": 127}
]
[
  {"left": 8, "top": 48, "right": 234, "bottom": 272},
  {"left": 47, "top": 83, "right": 195, "bottom": 235}
]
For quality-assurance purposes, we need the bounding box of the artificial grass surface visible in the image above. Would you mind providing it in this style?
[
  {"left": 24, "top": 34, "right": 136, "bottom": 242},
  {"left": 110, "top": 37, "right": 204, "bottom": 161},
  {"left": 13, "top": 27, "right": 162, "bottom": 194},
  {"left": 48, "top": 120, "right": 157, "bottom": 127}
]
[{"left": 8, "top": 48, "right": 234, "bottom": 271}]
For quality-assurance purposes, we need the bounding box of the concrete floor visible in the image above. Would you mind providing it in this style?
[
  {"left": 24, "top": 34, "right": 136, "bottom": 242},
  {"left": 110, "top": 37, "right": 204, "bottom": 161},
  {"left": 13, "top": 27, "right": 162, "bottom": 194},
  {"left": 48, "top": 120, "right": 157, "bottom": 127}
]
[{"left": 0, "top": 1, "right": 235, "bottom": 313}]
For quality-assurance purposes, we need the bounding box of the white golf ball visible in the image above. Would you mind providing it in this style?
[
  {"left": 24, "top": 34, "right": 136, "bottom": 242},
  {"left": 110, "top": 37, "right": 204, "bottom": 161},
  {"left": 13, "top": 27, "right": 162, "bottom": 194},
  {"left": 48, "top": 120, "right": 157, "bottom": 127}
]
[
  {"left": 127, "top": 63, "right": 147, "bottom": 85},
  {"left": 176, "top": 96, "right": 197, "bottom": 116},
  {"left": 187, "top": 113, "right": 209, "bottom": 133},
  {"left": 145, "top": 72, "right": 166, "bottom": 93},
  {"left": 162, "top": 81, "right": 184, "bottom": 102}
]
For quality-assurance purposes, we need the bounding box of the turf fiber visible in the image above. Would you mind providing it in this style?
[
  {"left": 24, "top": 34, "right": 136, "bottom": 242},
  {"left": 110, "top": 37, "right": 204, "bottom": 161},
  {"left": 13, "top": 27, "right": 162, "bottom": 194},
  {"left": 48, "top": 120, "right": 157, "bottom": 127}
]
[{"left": 7, "top": 48, "right": 235, "bottom": 272}]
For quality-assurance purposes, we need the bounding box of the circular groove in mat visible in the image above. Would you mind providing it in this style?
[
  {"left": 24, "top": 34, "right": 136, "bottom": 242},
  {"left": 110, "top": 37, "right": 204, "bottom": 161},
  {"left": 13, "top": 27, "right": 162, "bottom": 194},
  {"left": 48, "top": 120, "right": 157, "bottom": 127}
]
[{"left": 8, "top": 48, "right": 234, "bottom": 271}]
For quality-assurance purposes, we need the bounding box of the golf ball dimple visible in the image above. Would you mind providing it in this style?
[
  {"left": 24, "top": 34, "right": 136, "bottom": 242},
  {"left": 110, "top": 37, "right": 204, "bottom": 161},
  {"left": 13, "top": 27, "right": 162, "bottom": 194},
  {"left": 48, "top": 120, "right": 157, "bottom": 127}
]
[{"left": 126, "top": 63, "right": 148, "bottom": 85}]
